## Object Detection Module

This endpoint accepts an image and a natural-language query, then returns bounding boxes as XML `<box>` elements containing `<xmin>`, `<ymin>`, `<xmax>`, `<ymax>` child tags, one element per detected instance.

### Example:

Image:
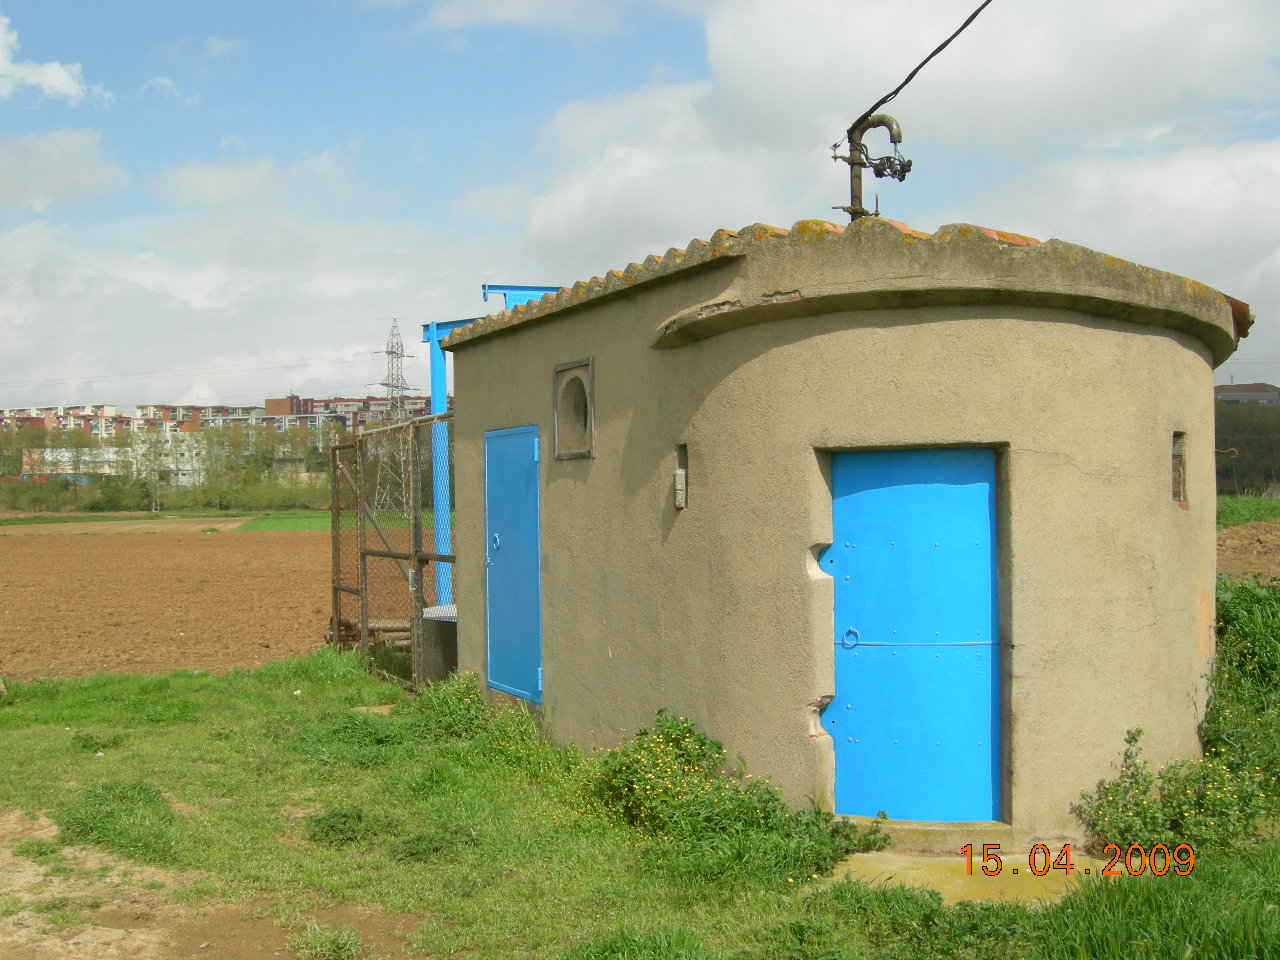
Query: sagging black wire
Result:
<box><xmin>838</xmin><ymin>0</ymin><xmax>997</xmax><ymax>148</ymax></box>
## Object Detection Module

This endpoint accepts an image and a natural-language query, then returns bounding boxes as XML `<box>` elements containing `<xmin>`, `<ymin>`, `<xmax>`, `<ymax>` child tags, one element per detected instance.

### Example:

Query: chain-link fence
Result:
<box><xmin>329</xmin><ymin>413</ymin><xmax>456</xmax><ymax>688</ymax></box>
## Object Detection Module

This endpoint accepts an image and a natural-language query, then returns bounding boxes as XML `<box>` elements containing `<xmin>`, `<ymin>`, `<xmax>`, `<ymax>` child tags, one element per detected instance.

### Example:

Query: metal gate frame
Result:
<box><xmin>329</xmin><ymin>412</ymin><xmax>456</xmax><ymax>688</ymax></box>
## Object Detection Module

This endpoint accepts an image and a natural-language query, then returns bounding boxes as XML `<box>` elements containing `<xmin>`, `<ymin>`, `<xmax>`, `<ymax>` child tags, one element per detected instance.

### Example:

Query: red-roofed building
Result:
<box><xmin>1214</xmin><ymin>382</ymin><xmax>1280</xmax><ymax>404</ymax></box>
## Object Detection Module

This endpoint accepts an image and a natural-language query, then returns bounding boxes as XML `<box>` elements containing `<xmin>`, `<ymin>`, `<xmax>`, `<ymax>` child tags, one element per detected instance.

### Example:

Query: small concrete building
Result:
<box><xmin>444</xmin><ymin>217</ymin><xmax>1250</xmax><ymax>846</ymax></box>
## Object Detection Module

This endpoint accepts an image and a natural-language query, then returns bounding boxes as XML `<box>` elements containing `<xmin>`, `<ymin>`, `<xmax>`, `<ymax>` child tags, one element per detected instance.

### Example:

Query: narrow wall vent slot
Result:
<box><xmin>1171</xmin><ymin>431</ymin><xmax>1187</xmax><ymax>503</ymax></box>
<box><xmin>674</xmin><ymin>443</ymin><xmax>689</xmax><ymax>509</ymax></box>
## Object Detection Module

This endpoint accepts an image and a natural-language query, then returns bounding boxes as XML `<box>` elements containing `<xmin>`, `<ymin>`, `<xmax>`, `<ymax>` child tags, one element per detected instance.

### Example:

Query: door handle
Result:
<box><xmin>491</xmin><ymin>533</ymin><xmax>501</xmax><ymax>550</ymax></box>
<box><xmin>840</xmin><ymin>627</ymin><xmax>860</xmax><ymax>649</ymax></box>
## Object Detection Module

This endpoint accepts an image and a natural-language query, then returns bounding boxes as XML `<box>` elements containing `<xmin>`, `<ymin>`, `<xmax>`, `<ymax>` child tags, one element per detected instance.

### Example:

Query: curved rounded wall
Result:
<box><xmin>451</xmin><ymin>276</ymin><xmax>1216</xmax><ymax>845</ymax></box>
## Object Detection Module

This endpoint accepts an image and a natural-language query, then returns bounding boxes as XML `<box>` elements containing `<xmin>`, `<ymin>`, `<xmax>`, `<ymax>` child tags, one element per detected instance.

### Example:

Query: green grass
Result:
<box><xmin>0</xmin><ymin>508</ymin><xmax>333</xmax><ymax>531</ymax></box>
<box><xmin>0</xmin><ymin>507</ymin><xmax>426</xmax><ymax>533</ymax></box>
<box><xmin>1217</xmin><ymin>494</ymin><xmax>1280</xmax><ymax>529</ymax></box>
<box><xmin>2</xmin><ymin>606</ymin><xmax>1280</xmax><ymax>960</ymax></box>
<box><xmin>236</xmin><ymin>510</ymin><xmax>331</xmax><ymax>532</ymax></box>
<box><xmin>287</xmin><ymin>923</ymin><xmax>366</xmax><ymax>960</ymax></box>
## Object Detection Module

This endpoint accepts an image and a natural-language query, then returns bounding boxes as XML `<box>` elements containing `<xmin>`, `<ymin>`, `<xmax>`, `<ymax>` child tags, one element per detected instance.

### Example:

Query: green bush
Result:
<box><xmin>1077</xmin><ymin>575</ymin><xmax>1280</xmax><ymax>852</ymax></box>
<box><xmin>304</xmin><ymin>806</ymin><xmax>399</xmax><ymax>846</ymax></box>
<box><xmin>1075</xmin><ymin>729</ymin><xmax>1269</xmax><ymax>851</ymax></box>
<box><xmin>293</xmin><ymin>711</ymin><xmax>412</xmax><ymax>768</ymax></box>
<box><xmin>84</xmin><ymin>478</ymin><xmax>148</xmax><ymax>512</ymax></box>
<box><xmin>1201</xmin><ymin>575</ymin><xmax>1280</xmax><ymax>821</ymax></box>
<box><xmin>70</xmin><ymin>731</ymin><xmax>125</xmax><ymax>752</ymax></box>
<box><xmin>560</xmin><ymin>928</ymin><xmax>710</xmax><ymax>960</ymax></box>
<box><xmin>11</xmin><ymin>838</ymin><xmax>62</xmax><ymax>861</ymax></box>
<box><xmin>1217</xmin><ymin>495</ymin><xmax>1280</xmax><ymax>529</ymax></box>
<box><xmin>286</xmin><ymin>923</ymin><xmax>365</xmax><ymax>960</ymax></box>
<box><xmin>585</xmin><ymin>710</ymin><xmax>887</xmax><ymax>884</ymax></box>
<box><xmin>740</xmin><ymin>879</ymin><xmax>1035</xmax><ymax>960</ymax></box>
<box><xmin>1213</xmin><ymin>575</ymin><xmax>1280</xmax><ymax>699</ymax></box>
<box><xmin>394</xmin><ymin>672</ymin><xmax>491</xmax><ymax>742</ymax></box>
<box><xmin>388</xmin><ymin>823</ymin><xmax>479</xmax><ymax>862</ymax></box>
<box><xmin>55</xmin><ymin>780</ymin><xmax>183</xmax><ymax>864</ymax></box>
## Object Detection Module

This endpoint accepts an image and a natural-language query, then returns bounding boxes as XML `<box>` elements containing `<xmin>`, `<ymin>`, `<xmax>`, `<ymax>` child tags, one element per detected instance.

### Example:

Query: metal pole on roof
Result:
<box><xmin>829</xmin><ymin>0</ymin><xmax>993</xmax><ymax>221</ymax></box>
<box><xmin>832</xmin><ymin>114</ymin><xmax>909</xmax><ymax>222</ymax></box>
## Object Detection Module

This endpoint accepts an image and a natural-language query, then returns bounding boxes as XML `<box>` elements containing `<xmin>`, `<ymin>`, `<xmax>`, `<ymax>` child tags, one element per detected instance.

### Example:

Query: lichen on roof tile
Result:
<box><xmin>740</xmin><ymin>223</ymin><xmax>788</xmax><ymax>242</ymax></box>
<box><xmin>975</xmin><ymin>226</ymin><xmax>1039</xmax><ymax>247</ymax></box>
<box><xmin>791</xmin><ymin>219</ymin><xmax>846</xmax><ymax>239</ymax></box>
<box><xmin>881</xmin><ymin>218</ymin><xmax>931</xmax><ymax>240</ymax></box>
<box><xmin>439</xmin><ymin>215</ymin><xmax>1244</xmax><ymax>360</ymax></box>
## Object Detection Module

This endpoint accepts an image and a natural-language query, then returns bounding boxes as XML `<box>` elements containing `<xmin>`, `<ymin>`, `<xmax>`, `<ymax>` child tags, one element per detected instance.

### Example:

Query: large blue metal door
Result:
<box><xmin>484</xmin><ymin>426</ymin><xmax>542</xmax><ymax>703</ymax></box>
<box><xmin>820</xmin><ymin>448</ymin><xmax>999</xmax><ymax>821</ymax></box>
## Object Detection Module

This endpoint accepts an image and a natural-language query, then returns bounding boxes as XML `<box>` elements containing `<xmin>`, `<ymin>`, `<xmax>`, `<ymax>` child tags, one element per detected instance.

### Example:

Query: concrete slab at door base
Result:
<box><xmin>825</xmin><ymin>848</ymin><xmax>1107</xmax><ymax>905</ymax></box>
<box><xmin>843</xmin><ymin>815</ymin><xmax>1013</xmax><ymax>854</ymax></box>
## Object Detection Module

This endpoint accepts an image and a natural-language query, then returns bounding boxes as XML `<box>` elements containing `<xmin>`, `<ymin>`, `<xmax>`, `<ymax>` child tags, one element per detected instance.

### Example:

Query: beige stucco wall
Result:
<box><xmin>447</xmin><ymin>219</ymin><xmax>1236</xmax><ymax>845</ymax></box>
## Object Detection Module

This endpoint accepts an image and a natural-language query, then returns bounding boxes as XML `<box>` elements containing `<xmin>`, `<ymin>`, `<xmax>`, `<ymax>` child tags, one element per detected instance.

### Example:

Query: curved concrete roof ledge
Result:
<box><xmin>443</xmin><ymin>217</ymin><xmax>1249</xmax><ymax>366</ymax></box>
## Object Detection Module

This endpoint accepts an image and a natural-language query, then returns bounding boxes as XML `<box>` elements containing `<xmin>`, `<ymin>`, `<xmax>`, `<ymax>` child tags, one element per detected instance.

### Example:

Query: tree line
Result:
<box><xmin>6</xmin><ymin>403</ymin><xmax>1266</xmax><ymax>512</ymax></box>
<box><xmin>0</xmin><ymin>423</ymin><xmax>344</xmax><ymax>513</ymax></box>
<box><xmin>1216</xmin><ymin>401</ymin><xmax>1280</xmax><ymax>495</ymax></box>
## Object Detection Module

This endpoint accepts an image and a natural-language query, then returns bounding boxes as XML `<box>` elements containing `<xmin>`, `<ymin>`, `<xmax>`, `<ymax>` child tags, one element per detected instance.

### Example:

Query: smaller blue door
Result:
<box><xmin>484</xmin><ymin>426</ymin><xmax>542</xmax><ymax>702</ymax></box>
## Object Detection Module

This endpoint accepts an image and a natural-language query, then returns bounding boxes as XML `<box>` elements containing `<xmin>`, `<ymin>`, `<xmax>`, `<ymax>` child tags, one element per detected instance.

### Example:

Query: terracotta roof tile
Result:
<box><xmin>441</xmin><ymin>216</ymin><xmax>1253</xmax><ymax>354</ymax></box>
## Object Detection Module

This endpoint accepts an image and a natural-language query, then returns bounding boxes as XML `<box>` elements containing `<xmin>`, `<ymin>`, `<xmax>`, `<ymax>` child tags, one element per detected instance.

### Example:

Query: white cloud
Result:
<box><xmin>141</xmin><ymin>76</ymin><xmax>201</xmax><ymax>106</ymax></box>
<box><xmin>0</xmin><ymin>151</ymin><xmax>510</xmax><ymax>408</ymax></box>
<box><xmin>5</xmin><ymin>1</ymin><xmax>1278</xmax><ymax>408</ymax></box>
<box><xmin>518</xmin><ymin>81</ymin><xmax>795</xmax><ymax>274</ymax></box>
<box><xmin>478</xmin><ymin>0</ymin><xmax>1280</xmax><ymax>286</ymax></box>
<box><xmin>203</xmin><ymin>35</ymin><xmax>239</xmax><ymax>58</ymax></box>
<box><xmin>150</xmin><ymin>151</ymin><xmax>361</xmax><ymax>211</ymax></box>
<box><xmin>696</xmin><ymin>0</ymin><xmax>1280</xmax><ymax>153</ymax></box>
<box><xmin>932</xmin><ymin>139</ymin><xmax>1280</xmax><ymax>286</ymax></box>
<box><xmin>414</xmin><ymin>0</ymin><xmax>710</xmax><ymax>30</ymax></box>
<box><xmin>922</xmin><ymin>138</ymin><xmax>1280</xmax><ymax>379</ymax></box>
<box><xmin>422</xmin><ymin>0</ymin><xmax>624</xmax><ymax>32</ymax></box>
<box><xmin>0</xmin><ymin>14</ymin><xmax>110</xmax><ymax>106</ymax></box>
<box><xmin>0</xmin><ymin>129</ymin><xmax>128</xmax><ymax>213</ymax></box>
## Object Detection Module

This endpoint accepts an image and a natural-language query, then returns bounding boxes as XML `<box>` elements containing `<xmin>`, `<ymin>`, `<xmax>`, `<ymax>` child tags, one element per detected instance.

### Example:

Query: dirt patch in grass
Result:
<box><xmin>0</xmin><ymin>531</ymin><xmax>331</xmax><ymax>681</ymax></box>
<box><xmin>1218</xmin><ymin>519</ymin><xmax>1280</xmax><ymax>579</ymax></box>
<box><xmin>0</xmin><ymin>811</ymin><xmax>413</xmax><ymax>960</ymax></box>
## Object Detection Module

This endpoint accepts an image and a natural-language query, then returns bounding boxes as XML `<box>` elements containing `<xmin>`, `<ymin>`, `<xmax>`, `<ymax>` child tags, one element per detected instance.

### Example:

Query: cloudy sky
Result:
<box><xmin>0</xmin><ymin>0</ymin><xmax>1277</xmax><ymax>411</ymax></box>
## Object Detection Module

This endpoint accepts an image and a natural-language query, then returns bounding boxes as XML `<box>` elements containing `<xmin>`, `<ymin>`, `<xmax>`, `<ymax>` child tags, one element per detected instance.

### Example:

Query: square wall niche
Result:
<box><xmin>553</xmin><ymin>358</ymin><xmax>594</xmax><ymax>459</ymax></box>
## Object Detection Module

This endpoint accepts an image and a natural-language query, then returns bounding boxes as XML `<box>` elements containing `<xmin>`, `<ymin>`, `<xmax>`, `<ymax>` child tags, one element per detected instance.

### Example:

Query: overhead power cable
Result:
<box><xmin>833</xmin><ymin>0</ymin><xmax>996</xmax><ymax>220</ymax></box>
<box><xmin>847</xmin><ymin>0</ymin><xmax>996</xmax><ymax>137</ymax></box>
<box><xmin>0</xmin><ymin>315</ymin><xmax>460</xmax><ymax>343</ymax></box>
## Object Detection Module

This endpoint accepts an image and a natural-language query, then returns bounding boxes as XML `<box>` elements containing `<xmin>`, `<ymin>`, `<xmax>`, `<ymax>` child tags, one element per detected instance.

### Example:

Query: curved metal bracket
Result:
<box><xmin>832</xmin><ymin>113</ymin><xmax>910</xmax><ymax>221</ymax></box>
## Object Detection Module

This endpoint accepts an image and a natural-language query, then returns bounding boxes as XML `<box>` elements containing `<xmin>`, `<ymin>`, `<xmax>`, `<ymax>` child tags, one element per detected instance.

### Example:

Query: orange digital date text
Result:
<box><xmin>959</xmin><ymin>842</ymin><xmax>1195</xmax><ymax>877</ymax></box>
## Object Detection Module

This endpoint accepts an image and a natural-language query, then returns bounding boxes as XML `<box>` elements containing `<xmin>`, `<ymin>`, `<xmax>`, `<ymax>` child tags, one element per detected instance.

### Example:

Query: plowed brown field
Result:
<box><xmin>3</xmin><ymin>517</ymin><xmax>1279</xmax><ymax>684</ymax></box>
<box><xmin>0</xmin><ymin>526</ymin><xmax>330</xmax><ymax>681</ymax></box>
<box><xmin>1218</xmin><ymin>518</ymin><xmax>1280</xmax><ymax>580</ymax></box>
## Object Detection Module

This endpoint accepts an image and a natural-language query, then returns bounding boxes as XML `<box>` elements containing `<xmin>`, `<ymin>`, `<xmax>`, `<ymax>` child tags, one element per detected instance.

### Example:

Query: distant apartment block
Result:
<box><xmin>2</xmin><ymin>393</ymin><xmax>447</xmax><ymax>439</ymax></box>
<box><xmin>1214</xmin><ymin>383</ymin><xmax>1280</xmax><ymax>405</ymax></box>
<box><xmin>0</xmin><ymin>404</ymin><xmax>133</xmax><ymax>440</ymax></box>
<box><xmin>264</xmin><ymin>394</ymin><xmax>436</xmax><ymax>431</ymax></box>
<box><xmin>19</xmin><ymin>435</ymin><xmax>204</xmax><ymax>486</ymax></box>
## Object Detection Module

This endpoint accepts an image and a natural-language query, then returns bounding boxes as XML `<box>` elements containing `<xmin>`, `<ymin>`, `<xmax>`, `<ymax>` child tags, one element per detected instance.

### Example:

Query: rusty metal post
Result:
<box><xmin>356</xmin><ymin>434</ymin><xmax>370</xmax><ymax>658</ymax></box>
<box><xmin>408</xmin><ymin>422</ymin><xmax>427</xmax><ymax>688</ymax></box>
<box><xmin>834</xmin><ymin>113</ymin><xmax>905</xmax><ymax>222</ymax></box>
<box><xmin>329</xmin><ymin>443</ymin><xmax>340</xmax><ymax>647</ymax></box>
